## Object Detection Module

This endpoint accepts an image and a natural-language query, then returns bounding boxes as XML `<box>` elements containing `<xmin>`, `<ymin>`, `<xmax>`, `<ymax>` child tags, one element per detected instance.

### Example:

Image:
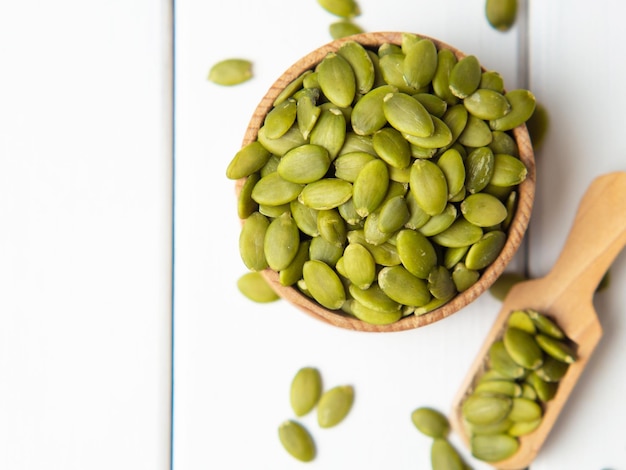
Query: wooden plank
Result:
<box><xmin>527</xmin><ymin>0</ymin><xmax>626</xmax><ymax>468</ymax></box>
<box><xmin>172</xmin><ymin>0</ymin><xmax>523</xmax><ymax>468</ymax></box>
<box><xmin>0</xmin><ymin>2</ymin><xmax>173</xmax><ymax>468</ymax></box>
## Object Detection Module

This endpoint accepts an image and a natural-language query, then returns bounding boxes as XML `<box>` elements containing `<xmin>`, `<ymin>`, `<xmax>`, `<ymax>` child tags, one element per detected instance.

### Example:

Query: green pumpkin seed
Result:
<box><xmin>507</xmin><ymin>309</ymin><xmax>536</xmax><ymax>334</ymax></box>
<box><xmin>350</xmin><ymin>299</ymin><xmax>403</xmax><ymax>324</ymax></box>
<box><xmin>458</xmin><ymin>114</ymin><xmax>493</xmax><ymax>147</ymax></box>
<box><xmin>317</xmin><ymin>385</ymin><xmax>354</xmax><ymax>428</ymax></box>
<box><xmin>296</xmin><ymin>91</ymin><xmax>321</xmax><ymax>140</ymax></box>
<box><xmin>302</xmin><ymin>260</ymin><xmax>346</xmax><ymax>309</ymax></box>
<box><xmin>350</xmin><ymin>85</ymin><xmax>397</xmax><ymax>136</ymax></box>
<box><xmin>490</xmin><ymin>153</ymin><xmax>528</xmax><ymax>187</ymax></box>
<box><xmin>279</xmin><ymin>240</ymin><xmax>311</xmax><ymax>286</ymax></box>
<box><xmin>489</xmin><ymin>340</ymin><xmax>525</xmax><ymax>379</ymax></box>
<box><xmin>528</xmin><ymin>309</ymin><xmax>566</xmax><ymax>339</ymax></box>
<box><xmin>337</xmin><ymin>198</ymin><xmax>362</xmax><ymax>226</ymax></box>
<box><xmin>378</xmin><ymin>53</ymin><xmax>418</xmax><ymax>94</ymax></box>
<box><xmin>290</xmin><ymin>367</ymin><xmax>322</xmax><ymax>417</ymax></box>
<box><xmin>490</xmin><ymin>89</ymin><xmax>536</xmax><ymax>131</ymax></box>
<box><xmin>264</xmin><ymin>98</ymin><xmax>297</xmax><ymax>139</ymax></box>
<box><xmin>526</xmin><ymin>371</ymin><xmax>558</xmax><ymax>402</ymax></box>
<box><xmin>520</xmin><ymin>383</ymin><xmax>538</xmax><ymax>401</ymax></box>
<box><xmin>334</xmin><ymin>151</ymin><xmax>375</xmax><ymax>182</ymax></box>
<box><xmin>444</xmin><ymin>245</ymin><xmax>470</xmax><ymax>269</ymax></box>
<box><xmin>337</xmin><ymin>41</ymin><xmax>375</xmax><ymax>95</ymax></box>
<box><xmin>274</xmin><ymin>70</ymin><xmax>310</xmax><ymax>106</ymax></box>
<box><xmin>378</xmin><ymin>265</ymin><xmax>431</xmax><ymax>307</ymax></box>
<box><xmin>461</xmin><ymin>192</ymin><xmax>508</xmax><ymax>227</ymax></box>
<box><xmin>536</xmin><ymin>355</ymin><xmax>569</xmax><ymax>382</ymax></box>
<box><xmin>383</xmin><ymin>92</ymin><xmax>434</xmax><ymax>138</ymax></box>
<box><xmin>310</xmin><ymin>107</ymin><xmax>347</xmax><ymax>160</ymax></box>
<box><xmin>208</xmin><ymin>58</ymin><xmax>252</xmax><ymax>86</ymax></box>
<box><xmin>317</xmin><ymin>209</ymin><xmax>347</xmax><ymax>246</ymax></box>
<box><xmin>290</xmin><ymin>199</ymin><xmax>319</xmax><ymax>237</ymax></box>
<box><xmin>239</xmin><ymin>212</ymin><xmax>270</xmax><ymax>271</ymax></box>
<box><xmin>348</xmin><ymin>283</ymin><xmax>401</xmax><ymax>313</ymax></box>
<box><xmin>264</xmin><ymin>212</ymin><xmax>300</xmax><ymax>271</ymax></box>
<box><xmin>376</xmin><ymin>195</ymin><xmax>410</xmax><ymax>234</ymax></box>
<box><xmin>413</xmin><ymin>291</ymin><xmax>455</xmax><ymax>315</ymax></box>
<box><xmin>465</xmin><ymin>418</ymin><xmax>513</xmax><ymax>436</ymax></box>
<box><xmin>410</xmin><ymin>159</ymin><xmax>448</xmax><ymax>216</ymax></box>
<box><xmin>431</xmin><ymin>216</ymin><xmax>483</xmax><ymax>249</ymax></box>
<box><xmin>257</xmin><ymin>124</ymin><xmax>307</xmax><ymax>156</ymax></box>
<box><xmin>402</xmin><ymin>115</ymin><xmax>453</xmax><ymax>148</ymax></box>
<box><xmin>342</xmin><ymin>242</ymin><xmax>376</xmax><ymax>289</ymax></box>
<box><xmin>503</xmin><ymin>327</ymin><xmax>544</xmax><ymax>370</ymax></box>
<box><xmin>260</xmin><ymin>154</ymin><xmax>280</xmax><ymax>177</ymax></box>
<box><xmin>237</xmin><ymin>172</ymin><xmax>260</xmax><ymax>219</ymax></box>
<box><xmin>317</xmin><ymin>52</ymin><xmax>356</xmax><ymax>108</ymax></box>
<box><xmin>309</xmin><ymin>236</ymin><xmax>344</xmax><ymax>266</ymax></box>
<box><xmin>278</xmin><ymin>420</ymin><xmax>316</xmax><ymax>462</ymax></box>
<box><xmin>508</xmin><ymin>418</ymin><xmax>542</xmax><ymax>437</ymax></box>
<box><xmin>509</xmin><ymin>397</ymin><xmax>542</xmax><ymax>422</ymax></box>
<box><xmin>413</xmin><ymin>92</ymin><xmax>448</xmax><ymax>118</ymax></box>
<box><xmin>486</xmin><ymin>0</ymin><xmax>518</xmax><ymax>31</ymax></box>
<box><xmin>431</xmin><ymin>438</ymin><xmax>464</xmax><ymax>470</ymax></box>
<box><xmin>226</xmin><ymin>141</ymin><xmax>272</xmax><ymax>180</ymax></box>
<box><xmin>237</xmin><ymin>271</ymin><xmax>280</xmax><ymax>303</ymax></box>
<box><xmin>462</xmin><ymin>394</ymin><xmax>512</xmax><ymax>425</ymax></box>
<box><xmin>428</xmin><ymin>265</ymin><xmax>457</xmax><ymax>300</ymax></box>
<box><xmin>329</xmin><ymin>20</ymin><xmax>364</xmax><ymax>39</ymax></box>
<box><xmin>299</xmin><ymin>178</ymin><xmax>352</xmax><ymax>210</ymax></box>
<box><xmin>535</xmin><ymin>334</ymin><xmax>576</xmax><ymax>364</ymax></box>
<box><xmin>465</xmin><ymin>146</ymin><xmax>495</xmax><ymax>193</ymax></box>
<box><xmin>489</xmin><ymin>130</ymin><xmax>519</xmax><ymax>156</ymax></box>
<box><xmin>396</xmin><ymin>229</ymin><xmax>438</xmax><ymax>279</ymax></box>
<box><xmin>259</xmin><ymin>202</ymin><xmax>290</xmax><ymax>218</ymax></box>
<box><xmin>404</xmin><ymin>191</ymin><xmax>431</xmax><ymax>230</ymax></box>
<box><xmin>474</xmin><ymin>379</ymin><xmax>522</xmax><ymax>397</ymax></box>
<box><xmin>465</xmin><ymin>230</ymin><xmax>506</xmax><ymax>270</ymax></box>
<box><xmin>411</xmin><ymin>407</ymin><xmax>450</xmax><ymax>438</ymax></box>
<box><xmin>451</xmin><ymin>262</ymin><xmax>480</xmax><ymax>292</ymax></box>
<box><xmin>526</xmin><ymin>102</ymin><xmax>549</xmax><ymax>151</ymax></box>
<box><xmin>480</xmin><ymin>71</ymin><xmax>505</xmax><ymax>92</ymax></box>
<box><xmin>437</xmin><ymin>148</ymin><xmax>466</xmax><ymax>198</ymax></box>
<box><xmin>464</xmin><ymin>88</ymin><xmax>511</xmax><ymax>121</ymax></box>
<box><xmin>339</xmin><ymin>132</ymin><xmax>376</xmax><ymax>156</ymax></box>
<box><xmin>432</xmin><ymin>48</ymin><xmax>459</xmax><ymax>105</ymax></box>
<box><xmin>352</xmin><ymin>158</ymin><xmax>389</xmax><ymax>217</ymax></box>
<box><xmin>372</xmin><ymin>127</ymin><xmax>411</xmax><ymax>168</ymax></box>
<box><xmin>251</xmin><ymin>172</ymin><xmax>304</xmax><ymax>206</ymax></box>
<box><xmin>403</xmin><ymin>38</ymin><xmax>438</xmax><ymax>90</ymax></box>
<box><xmin>418</xmin><ymin>203</ymin><xmax>457</xmax><ymax>237</ymax></box>
<box><xmin>449</xmin><ymin>55</ymin><xmax>481</xmax><ymax>99</ymax></box>
<box><xmin>470</xmin><ymin>433</ymin><xmax>519</xmax><ymax>462</ymax></box>
<box><xmin>278</xmin><ymin>144</ymin><xmax>331</xmax><ymax>184</ymax></box>
<box><xmin>317</xmin><ymin>0</ymin><xmax>360</xmax><ymax>18</ymax></box>
<box><xmin>347</xmin><ymin>230</ymin><xmax>401</xmax><ymax>266</ymax></box>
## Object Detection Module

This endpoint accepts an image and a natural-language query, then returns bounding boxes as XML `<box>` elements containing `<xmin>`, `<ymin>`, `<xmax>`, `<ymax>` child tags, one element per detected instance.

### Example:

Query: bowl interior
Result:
<box><xmin>236</xmin><ymin>31</ymin><xmax>536</xmax><ymax>332</ymax></box>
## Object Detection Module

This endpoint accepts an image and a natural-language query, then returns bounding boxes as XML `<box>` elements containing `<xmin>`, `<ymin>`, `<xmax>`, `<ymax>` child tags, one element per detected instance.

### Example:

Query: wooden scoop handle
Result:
<box><xmin>543</xmin><ymin>171</ymin><xmax>626</xmax><ymax>302</ymax></box>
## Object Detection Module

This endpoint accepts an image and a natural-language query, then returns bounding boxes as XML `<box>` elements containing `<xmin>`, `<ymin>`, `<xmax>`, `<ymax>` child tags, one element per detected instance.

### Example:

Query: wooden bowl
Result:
<box><xmin>235</xmin><ymin>31</ymin><xmax>535</xmax><ymax>332</ymax></box>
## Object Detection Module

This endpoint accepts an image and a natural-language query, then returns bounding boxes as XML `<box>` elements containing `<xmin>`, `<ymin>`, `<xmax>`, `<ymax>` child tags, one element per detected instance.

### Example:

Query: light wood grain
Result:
<box><xmin>236</xmin><ymin>31</ymin><xmax>536</xmax><ymax>332</ymax></box>
<box><xmin>449</xmin><ymin>171</ymin><xmax>626</xmax><ymax>469</ymax></box>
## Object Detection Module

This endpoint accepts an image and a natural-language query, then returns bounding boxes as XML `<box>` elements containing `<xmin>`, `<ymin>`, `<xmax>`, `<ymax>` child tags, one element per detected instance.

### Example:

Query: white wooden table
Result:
<box><xmin>2</xmin><ymin>1</ymin><xmax>625</xmax><ymax>469</ymax></box>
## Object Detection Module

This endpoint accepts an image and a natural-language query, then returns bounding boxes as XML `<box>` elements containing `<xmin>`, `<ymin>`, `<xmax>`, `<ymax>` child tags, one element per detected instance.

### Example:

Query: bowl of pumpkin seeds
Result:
<box><xmin>228</xmin><ymin>31</ymin><xmax>536</xmax><ymax>332</ymax></box>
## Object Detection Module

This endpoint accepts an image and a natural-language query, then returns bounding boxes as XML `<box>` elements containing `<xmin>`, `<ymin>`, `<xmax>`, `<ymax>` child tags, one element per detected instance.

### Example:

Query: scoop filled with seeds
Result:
<box><xmin>227</xmin><ymin>31</ymin><xmax>536</xmax><ymax>332</ymax></box>
<box><xmin>450</xmin><ymin>172</ymin><xmax>626</xmax><ymax>467</ymax></box>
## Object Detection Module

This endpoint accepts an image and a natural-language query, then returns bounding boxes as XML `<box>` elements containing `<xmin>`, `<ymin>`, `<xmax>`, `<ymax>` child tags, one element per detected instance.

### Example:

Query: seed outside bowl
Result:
<box><xmin>235</xmin><ymin>31</ymin><xmax>535</xmax><ymax>332</ymax></box>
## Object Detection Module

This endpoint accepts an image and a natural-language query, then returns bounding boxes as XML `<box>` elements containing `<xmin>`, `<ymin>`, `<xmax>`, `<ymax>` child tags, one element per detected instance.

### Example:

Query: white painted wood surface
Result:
<box><xmin>173</xmin><ymin>0</ymin><xmax>626</xmax><ymax>469</ymax></box>
<box><xmin>0</xmin><ymin>1</ymin><xmax>173</xmax><ymax>469</ymax></box>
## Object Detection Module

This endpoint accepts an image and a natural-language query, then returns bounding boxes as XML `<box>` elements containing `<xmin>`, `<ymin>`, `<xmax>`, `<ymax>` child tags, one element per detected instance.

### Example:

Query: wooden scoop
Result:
<box><xmin>449</xmin><ymin>171</ymin><xmax>626</xmax><ymax>469</ymax></box>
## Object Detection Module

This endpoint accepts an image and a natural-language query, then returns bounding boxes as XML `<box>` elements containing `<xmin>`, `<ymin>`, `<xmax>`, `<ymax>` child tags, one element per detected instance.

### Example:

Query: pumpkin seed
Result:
<box><xmin>535</xmin><ymin>334</ymin><xmax>576</xmax><ymax>364</ymax></box>
<box><xmin>431</xmin><ymin>218</ymin><xmax>483</xmax><ymax>248</ymax></box>
<box><xmin>342</xmin><ymin>243</ymin><xmax>376</xmax><ymax>289</ymax></box>
<box><xmin>290</xmin><ymin>367</ymin><xmax>322</xmax><ymax>417</ymax></box>
<box><xmin>350</xmin><ymin>299</ymin><xmax>403</xmax><ymax>324</ymax></box>
<box><xmin>226</xmin><ymin>141</ymin><xmax>271</xmax><ymax>180</ymax></box>
<box><xmin>378</xmin><ymin>265</ymin><xmax>431</xmax><ymax>307</ymax></box>
<box><xmin>317</xmin><ymin>209</ymin><xmax>347</xmax><ymax>246</ymax></box>
<box><xmin>208</xmin><ymin>58</ymin><xmax>252</xmax><ymax>86</ymax></box>
<box><xmin>352</xmin><ymin>158</ymin><xmax>389</xmax><ymax>217</ymax></box>
<box><xmin>486</xmin><ymin>0</ymin><xmax>518</xmax><ymax>31</ymax></box>
<box><xmin>465</xmin><ymin>230</ymin><xmax>506</xmax><ymax>270</ymax></box>
<box><xmin>508</xmin><ymin>397</ymin><xmax>542</xmax><ymax>422</ymax></box>
<box><xmin>508</xmin><ymin>418</ymin><xmax>541</xmax><ymax>437</ymax></box>
<box><xmin>411</xmin><ymin>407</ymin><xmax>450</xmax><ymax>438</ymax></box>
<box><xmin>461</xmin><ymin>192</ymin><xmax>508</xmax><ymax>227</ymax></box>
<box><xmin>410</xmin><ymin>159</ymin><xmax>448</xmax><ymax>216</ymax></box>
<box><xmin>489</xmin><ymin>340</ymin><xmax>525</xmax><ymax>379</ymax></box>
<box><xmin>264</xmin><ymin>98</ymin><xmax>297</xmax><ymax>139</ymax></box>
<box><xmin>372</xmin><ymin>127</ymin><xmax>411</xmax><ymax>169</ymax></box>
<box><xmin>302</xmin><ymin>260</ymin><xmax>346</xmax><ymax>309</ymax></box>
<box><xmin>279</xmin><ymin>240</ymin><xmax>311</xmax><ymax>286</ymax></box>
<box><xmin>317</xmin><ymin>385</ymin><xmax>354</xmax><ymax>428</ymax></box>
<box><xmin>489</xmin><ymin>272</ymin><xmax>527</xmax><ymax>301</ymax></box>
<box><xmin>278</xmin><ymin>420</ymin><xmax>316</xmax><ymax>462</ymax></box>
<box><xmin>490</xmin><ymin>153</ymin><xmax>528</xmax><ymax>187</ymax></box>
<box><xmin>432</xmin><ymin>48</ymin><xmax>459</xmax><ymax>105</ymax></box>
<box><xmin>278</xmin><ymin>144</ymin><xmax>331</xmax><ymax>184</ymax></box>
<box><xmin>337</xmin><ymin>41</ymin><xmax>375</xmax><ymax>95</ymax></box>
<box><xmin>239</xmin><ymin>212</ymin><xmax>270</xmax><ymax>271</ymax></box>
<box><xmin>449</xmin><ymin>55</ymin><xmax>481</xmax><ymax>99</ymax></box>
<box><xmin>403</xmin><ymin>38</ymin><xmax>438</xmax><ymax>90</ymax></box>
<box><xmin>299</xmin><ymin>178</ymin><xmax>353</xmax><ymax>210</ymax></box>
<box><xmin>464</xmin><ymin>88</ymin><xmax>511</xmax><ymax>121</ymax></box>
<box><xmin>329</xmin><ymin>20</ymin><xmax>364</xmax><ymax>39</ymax></box>
<box><xmin>451</xmin><ymin>262</ymin><xmax>480</xmax><ymax>292</ymax></box>
<box><xmin>351</xmin><ymin>84</ymin><xmax>397</xmax><ymax>135</ymax></box>
<box><xmin>237</xmin><ymin>172</ymin><xmax>260</xmax><ymax>219</ymax></box>
<box><xmin>310</xmin><ymin>107</ymin><xmax>347</xmax><ymax>160</ymax></box>
<box><xmin>431</xmin><ymin>438</ymin><xmax>464</xmax><ymax>470</ymax></box>
<box><xmin>264</xmin><ymin>212</ymin><xmax>300</xmax><ymax>271</ymax></box>
<box><xmin>309</xmin><ymin>236</ymin><xmax>344</xmax><ymax>266</ymax></box>
<box><xmin>377</xmin><ymin>195</ymin><xmax>410</xmax><ymax>233</ymax></box>
<box><xmin>237</xmin><ymin>272</ymin><xmax>279</xmax><ymax>303</ymax></box>
<box><xmin>317</xmin><ymin>0</ymin><xmax>360</xmax><ymax>18</ymax></box>
<box><xmin>428</xmin><ymin>265</ymin><xmax>457</xmax><ymax>300</ymax></box>
<box><xmin>458</xmin><ymin>114</ymin><xmax>493</xmax><ymax>147</ymax></box>
<box><xmin>507</xmin><ymin>309</ymin><xmax>536</xmax><ymax>334</ymax></box>
<box><xmin>383</xmin><ymin>92</ymin><xmax>434</xmax><ymax>138</ymax></box>
<box><xmin>471</xmin><ymin>433</ymin><xmax>519</xmax><ymax>462</ymax></box>
<box><xmin>480</xmin><ymin>71</ymin><xmax>505</xmax><ymax>92</ymax></box>
<box><xmin>396</xmin><ymin>229</ymin><xmax>438</xmax><ymax>279</ymax></box>
<box><xmin>462</xmin><ymin>394</ymin><xmax>512</xmax><ymax>425</ymax></box>
<box><xmin>317</xmin><ymin>52</ymin><xmax>356</xmax><ymax>108</ymax></box>
<box><xmin>490</xmin><ymin>89</ymin><xmax>536</xmax><ymax>131</ymax></box>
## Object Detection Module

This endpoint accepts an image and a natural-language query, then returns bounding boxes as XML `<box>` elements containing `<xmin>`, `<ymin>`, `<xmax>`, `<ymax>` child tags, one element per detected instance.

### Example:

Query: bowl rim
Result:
<box><xmin>235</xmin><ymin>31</ymin><xmax>536</xmax><ymax>333</ymax></box>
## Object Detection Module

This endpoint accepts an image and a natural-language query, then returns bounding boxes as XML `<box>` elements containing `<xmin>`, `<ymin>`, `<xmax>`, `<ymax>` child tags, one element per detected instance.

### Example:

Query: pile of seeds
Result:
<box><xmin>460</xmin><ymin>308</ymin><xmax>577</xmax><ymax>463</ymax></box>
<box><xmin>278</xmin><ymin>367</ymin><xmax>354</xmax><ymax>462</ymax></box>
<box><xmin>228</xmin><ymin>33</ymin><xmax>534</xmax><ymax>326</ymax></box>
